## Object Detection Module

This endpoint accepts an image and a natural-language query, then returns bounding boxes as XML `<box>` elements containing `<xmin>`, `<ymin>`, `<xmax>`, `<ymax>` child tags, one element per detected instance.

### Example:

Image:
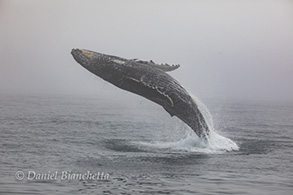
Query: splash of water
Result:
<box><xmin>137</xmin><ymin>95</ymin><xmax>239</xmax><ymax>154</ymax></box>
<box><xmin>192</xmin><ymin>95</ymin><xmax>239</xmax><ymax>152</ymax></box>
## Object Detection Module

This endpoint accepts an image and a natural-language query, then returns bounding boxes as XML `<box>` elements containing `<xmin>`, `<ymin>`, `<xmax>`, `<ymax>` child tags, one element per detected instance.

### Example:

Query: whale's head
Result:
<box><xmin>71</xmin><ymin>48</ymin><xmax>129</xmax><ymax>83</ymax></box>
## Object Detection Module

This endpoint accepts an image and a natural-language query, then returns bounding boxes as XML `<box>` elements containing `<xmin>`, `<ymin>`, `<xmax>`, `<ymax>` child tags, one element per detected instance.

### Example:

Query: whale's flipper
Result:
<box><xmin>120</xmin><ymin>76</ymin><xmax>176</xmax><ymax>117</ymax></box>
<box><xmin>120</xmin><ymin>77</ymin><xmax>175</xmax><ymax>109</ymax></box>
<box><xmin>131</xmin><ymin>59</ymin><xmax>180</xmax><ymax>72</ymax></box>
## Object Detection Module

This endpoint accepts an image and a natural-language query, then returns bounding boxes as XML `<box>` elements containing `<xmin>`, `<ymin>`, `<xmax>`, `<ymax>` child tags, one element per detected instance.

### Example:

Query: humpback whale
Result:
<box><xmin>71</xmin><ymin>49</ymin><xmax>209</xmax><ymax>139</ymax></box>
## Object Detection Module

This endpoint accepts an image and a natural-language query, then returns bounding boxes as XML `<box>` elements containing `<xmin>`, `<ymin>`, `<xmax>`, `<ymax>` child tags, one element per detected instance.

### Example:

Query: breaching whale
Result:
<box><xmin>71</xmin><ymin>49</ymin><xmax>209</xmax><ymax>139</ymax></box>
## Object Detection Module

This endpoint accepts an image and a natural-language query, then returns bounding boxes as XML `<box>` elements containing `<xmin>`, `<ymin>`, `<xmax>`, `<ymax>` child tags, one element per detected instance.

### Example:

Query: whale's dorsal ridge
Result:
<box><xmin>131</xmin><ymin>59</ymin><xmax>180</xmax><ymax>72</ymax></box>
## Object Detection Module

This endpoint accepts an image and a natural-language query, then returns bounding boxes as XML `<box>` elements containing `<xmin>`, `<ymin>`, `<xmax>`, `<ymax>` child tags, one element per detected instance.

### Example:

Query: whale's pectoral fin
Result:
<box><xmin>121</xmin><ymin>77</ymin><xmax>175</xmax><ymax>108</ymax></box>
<box><xmin>131</xmin><ymin>59</ymin><xmax>180</xmax><ymax>72</ymax></box>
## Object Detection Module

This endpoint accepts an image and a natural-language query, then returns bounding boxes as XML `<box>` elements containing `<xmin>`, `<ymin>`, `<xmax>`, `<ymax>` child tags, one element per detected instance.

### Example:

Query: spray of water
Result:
<box><xmin>137</xmin><ymin>95</ymin><xmax>239</xmax><ymax>154</ymax></box>
<box><xmin>192</xmin><ymin>95</ymin><xmax>239</xmax><ymax>152</ymax></box>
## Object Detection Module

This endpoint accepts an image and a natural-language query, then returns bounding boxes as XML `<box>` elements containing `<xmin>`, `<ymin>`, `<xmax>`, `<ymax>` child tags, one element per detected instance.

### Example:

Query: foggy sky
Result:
<box><xmin>1</xmin><ymin>0</ymin><xmax>293</xmax><ymax>102</ymax></box>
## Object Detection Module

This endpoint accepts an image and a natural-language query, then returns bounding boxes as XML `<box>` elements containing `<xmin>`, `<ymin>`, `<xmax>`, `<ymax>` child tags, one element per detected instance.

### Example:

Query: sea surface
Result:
<box><xmin>0</xmin><ymin>94</ymin><xmax>292</xmax><ymax>194</ymax></box>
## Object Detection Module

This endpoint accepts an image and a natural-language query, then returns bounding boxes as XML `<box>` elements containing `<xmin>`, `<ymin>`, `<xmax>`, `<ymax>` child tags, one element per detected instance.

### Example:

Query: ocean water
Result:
<box><xmin>0</xmin><ymin>94</ymin><xmax>292</xmax><ymax>194</ymax></box>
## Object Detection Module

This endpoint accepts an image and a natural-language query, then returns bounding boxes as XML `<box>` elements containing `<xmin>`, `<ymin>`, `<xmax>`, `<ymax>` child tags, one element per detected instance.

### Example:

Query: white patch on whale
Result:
<box><xmin>112</xmin><ymin>59</ymin><xmax>125</xmax><ymax>64</ymax></box>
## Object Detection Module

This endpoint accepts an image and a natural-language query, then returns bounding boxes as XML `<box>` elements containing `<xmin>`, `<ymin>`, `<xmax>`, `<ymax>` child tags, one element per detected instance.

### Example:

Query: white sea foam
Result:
<box><xmin>138</xmin><ymin>131</ymin><xmax>239</xmax><ymax>154</ymax></box>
